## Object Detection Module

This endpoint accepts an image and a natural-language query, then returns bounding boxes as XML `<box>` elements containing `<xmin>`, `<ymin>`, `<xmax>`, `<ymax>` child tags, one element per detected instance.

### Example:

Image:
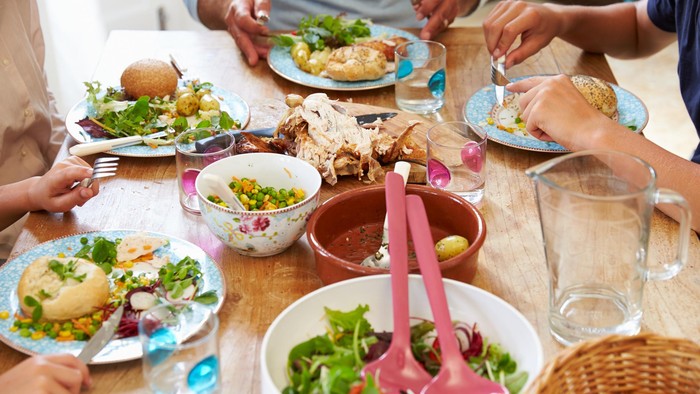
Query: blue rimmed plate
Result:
<box><xmin>0</xmin><ymin>230</ymin><xmax>225</xmax><ymax>364</ymax></box>
<box><xmin>464</xmin><ymin>75</ymin><xmax>648</xmax><ymax>153</ymax></box>
<box><xmin>65</xmin><ymin>86</ymin><xmax>250</xmax><ymax>157</ymax></box>
<box><xmin>267</xmin><ymin>25</ymin><xmax>418</xmax><ymax>91</ymax></box>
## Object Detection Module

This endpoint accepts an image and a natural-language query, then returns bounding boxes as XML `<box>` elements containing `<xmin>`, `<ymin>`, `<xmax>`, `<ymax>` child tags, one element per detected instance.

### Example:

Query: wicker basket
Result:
<box><xmin>526</xmin><ymin>332</ymin><xmax>700</xmax><ymax>394</ymax></box>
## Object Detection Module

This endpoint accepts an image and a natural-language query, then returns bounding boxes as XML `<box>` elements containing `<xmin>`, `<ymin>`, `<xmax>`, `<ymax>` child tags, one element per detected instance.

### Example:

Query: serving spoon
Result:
<box><xmin>200</xmin><ymin>173</ymin><xmax>247</xmax><ymax>211</ymax></box>
<box><xmin>361</xmin><ymin>161</ymin><xmax>411</xmax><ymax>269</ymax></box>
<box><xmin>406</xmin><ymin>195</ymin><xmax>507</xmax><ymax>394</ymax></box>
<box><xmin>361</xmin><ymin>171</ymin><xmax>432</xmax><ymax>392</ymax></box>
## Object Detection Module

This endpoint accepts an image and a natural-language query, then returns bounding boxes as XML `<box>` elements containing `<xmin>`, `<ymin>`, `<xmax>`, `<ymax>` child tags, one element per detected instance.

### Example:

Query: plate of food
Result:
<box><xmin>0</xmin><ymin>230</ymin><xmax>225</xmax><ymax>364</ymax></box>
<box><xmin>268</xmin><ymin>15</ymin><xmax>418</xmax><ymax>91</ymax></box>
<box><xmin>66</xmin><ymin>58</ymin><xmax>250</xmax><ymax>157</ymax></box>
<box><xmin>464</xmin><ymin>74</ymin><xmax>648</xmax><ymax>153</ymax></box>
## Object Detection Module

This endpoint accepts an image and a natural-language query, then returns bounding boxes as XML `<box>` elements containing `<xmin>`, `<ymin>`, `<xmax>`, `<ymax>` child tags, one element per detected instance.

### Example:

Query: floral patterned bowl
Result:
<box><xmin>196</xmin><ymin>152</ymin><xmax>322</xmax><ymax>257</ymax></box>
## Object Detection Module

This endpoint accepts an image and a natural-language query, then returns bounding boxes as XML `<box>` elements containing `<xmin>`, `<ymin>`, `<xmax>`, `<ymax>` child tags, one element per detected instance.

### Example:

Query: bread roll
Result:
<box><xmin>325</xmin><ymin>46</ymin><xmax>387</xmax><ymax>81</ymax></box>
<box><xmin>17</xmin><ymin>257</ymin><xmax>109</xmax><ymax>322</ymax></box>
<box><xmin>121</xmin><ymin>58</ymin><xmax>178</xmax><ymax>99</ymax></box>
<box><xmin>570</xmin><ymin>75</ymin><xmax>617</xmax><ymax>118</ymax></box>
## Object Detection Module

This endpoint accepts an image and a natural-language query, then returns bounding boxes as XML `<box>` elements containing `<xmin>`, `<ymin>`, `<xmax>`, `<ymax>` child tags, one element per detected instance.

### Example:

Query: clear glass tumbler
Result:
<box><xmin>394</xmin><ymin>40</ymin><xmax>446</xmax><ymax>114</ymax></box>
<box><xmin>139</xmin><ymin>302</ymin><xmax>220</xmax><ymax>394</ymax></box>
<box><xmin>426</xmin><ymin>121</ymin><xmax>488</xmax><ymax>206</ymax></box>
<box><xmin>175</xmin><ymin>129</ymin><xmax>235</xmax><ymax>215</ymax></box>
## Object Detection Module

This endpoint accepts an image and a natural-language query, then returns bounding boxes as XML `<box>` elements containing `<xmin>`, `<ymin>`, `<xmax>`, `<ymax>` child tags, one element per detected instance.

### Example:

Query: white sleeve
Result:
<box><xmin>182</xmin><ymin>0</ymin><xmax>201</xmax><ymax>22</ymax></box>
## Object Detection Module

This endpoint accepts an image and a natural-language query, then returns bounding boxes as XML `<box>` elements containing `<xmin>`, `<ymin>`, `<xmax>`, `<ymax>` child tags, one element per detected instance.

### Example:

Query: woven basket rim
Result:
<box><xmin>525</xmin><ymin>332</ymin><xmax>700</xmax><ymax>394</ymax></box>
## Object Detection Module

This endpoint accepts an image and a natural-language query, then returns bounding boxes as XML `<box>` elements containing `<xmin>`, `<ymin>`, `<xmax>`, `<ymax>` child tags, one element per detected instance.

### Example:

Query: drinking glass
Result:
<box><xmin>139</xmin><ymin>302</ymin><xmax>220</xmax><ymax>394</ymax></box>
<box><xmin>426</xmin><ymin>121</ymin><xmax>487</xmax><ymax>206</ymax></box>
<box><xmin>394</xmin><ymin>40</ymin><xmax>446</xmax><ymax>114</ymax></box>
<box><xmin>175</xmin><ymin>129</ymin><xmax>235</xmax><ymax>215</ymax></box>
<box><xmin>527</xmin><ymin>150</ymin><xmax>691</xmax><ymax>345</ymax></box>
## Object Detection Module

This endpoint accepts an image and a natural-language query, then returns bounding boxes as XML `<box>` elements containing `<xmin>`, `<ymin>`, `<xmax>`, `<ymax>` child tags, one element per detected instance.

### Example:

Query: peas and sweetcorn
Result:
<box><xmin>207</xmin><ymin>177</ymin><xmax>306</xmax><ymax>211</ymax></box>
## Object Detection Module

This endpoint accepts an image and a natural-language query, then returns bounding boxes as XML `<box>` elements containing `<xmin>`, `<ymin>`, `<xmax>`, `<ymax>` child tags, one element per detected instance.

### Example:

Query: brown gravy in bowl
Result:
<box><xmin>325</xmin><ymin>222</ymin><xmax>450</xmax><ymax>264</ymax></box>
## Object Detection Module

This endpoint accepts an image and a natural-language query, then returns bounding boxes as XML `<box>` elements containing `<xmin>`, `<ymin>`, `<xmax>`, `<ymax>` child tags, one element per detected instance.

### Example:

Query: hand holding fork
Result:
<box><xmin>71</xmin><ymin>157</ymin><xmax>119</xmax><ymax>189</ymax></box>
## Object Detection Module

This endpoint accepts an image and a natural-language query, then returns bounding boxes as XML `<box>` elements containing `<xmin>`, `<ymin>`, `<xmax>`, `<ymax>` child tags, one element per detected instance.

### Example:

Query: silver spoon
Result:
<box><xmin>361</xmin><ymin>161</ymin><xmax>411</xmax><ymax>269</ymax></box>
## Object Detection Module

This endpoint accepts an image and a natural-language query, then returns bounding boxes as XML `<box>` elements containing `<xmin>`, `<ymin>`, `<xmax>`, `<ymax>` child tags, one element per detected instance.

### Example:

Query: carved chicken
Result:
<box><xmin>240</xmin><ymin>93</ymin><xmax>426</xmax><ymax>185</ymax></box>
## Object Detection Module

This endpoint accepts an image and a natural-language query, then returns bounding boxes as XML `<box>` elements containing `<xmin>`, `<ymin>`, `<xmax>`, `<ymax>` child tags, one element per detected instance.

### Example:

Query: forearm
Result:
<box><xmin>552</xmin><ymin>2</ymin><xmax>642</xmax><ymax>58</ymax></box>
<box><xmin>588</xmin><ymin>125</ymin><xmax>700</xmax><ymax>231</ymax></box>
<box><xmin>195</xmin><ymin>0</ymin><xmax>231</xmax><ymax>30</ymax></box>
<box><xmin>0</xmin><ymin>178</ymin><xmax>38</xmax><ymax>232</ymax></box>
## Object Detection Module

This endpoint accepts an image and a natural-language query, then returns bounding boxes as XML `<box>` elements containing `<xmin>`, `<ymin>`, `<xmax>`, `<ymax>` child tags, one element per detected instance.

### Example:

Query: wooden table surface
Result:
<box><xmin>3</xmin><ymin>28</ymin><xmax>698</xmax><ymax>393</ymax></box>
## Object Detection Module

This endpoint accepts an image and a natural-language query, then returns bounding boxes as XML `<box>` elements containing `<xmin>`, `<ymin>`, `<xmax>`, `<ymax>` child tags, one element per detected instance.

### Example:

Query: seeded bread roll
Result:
<box><xmin>570</xmin><ymin>75</ymin><xmax>618</xmax><ymax>118</ymax></box>
<box><xmin>121</xmin><ymin>58</ymin><xmax>178</xmax><ymax>99</ymax></box>
<box><xmin>17</xmin><ymin>256</ymin><xmax>109</xmax><ymax>322</ymax></box>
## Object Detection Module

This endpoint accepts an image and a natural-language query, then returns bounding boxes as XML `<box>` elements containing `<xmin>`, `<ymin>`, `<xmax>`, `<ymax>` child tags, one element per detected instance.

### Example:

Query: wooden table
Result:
<box><xmin>3</xmin><ymin>28</ymin><xmax>698</xmax><ymax>392</ymax></box>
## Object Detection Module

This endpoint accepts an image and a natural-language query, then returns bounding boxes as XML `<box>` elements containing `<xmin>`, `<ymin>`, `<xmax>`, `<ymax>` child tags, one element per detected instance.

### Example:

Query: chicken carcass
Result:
<box><xmin>273</xmin><ymin>93</ymin><xmax>425</xmax><ymax>185</ymax></box>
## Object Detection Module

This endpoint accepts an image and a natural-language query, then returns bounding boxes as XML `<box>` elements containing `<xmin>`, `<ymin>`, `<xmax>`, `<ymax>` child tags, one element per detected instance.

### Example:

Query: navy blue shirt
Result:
<box><xmin>647</xmin><ymin>0</ymin><xmax>700</xmax><ymax>163</ymax></box>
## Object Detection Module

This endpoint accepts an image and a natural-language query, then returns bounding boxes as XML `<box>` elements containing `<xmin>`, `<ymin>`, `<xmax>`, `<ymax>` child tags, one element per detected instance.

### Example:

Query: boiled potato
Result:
<box><xmin>176</xmin><ymin>86</ymin><xmax>195</xmax><ymax>98</ymax></box>
<box><xmin>176</xmin><ymin>92</ymin><xmax>199</xmax><ymax>116</ymax></box>
<box><xmin>291</xmin><ymin>42</ymin><xmax>311</xmax><ymax>69</ymax></box>
<box><xmin>435</xmin><ymin>235</ymin><xmax>470</xmax><ymax>262</ymax></box>
<box><xmin>199</xmin><ymin>94</ymin><xmax>220</xmax><ymax>111</ymax></box>
<box><xmin>196</xmin><ymin>88</ymin><xmax>212</xmax><ymax>100</ymax></box>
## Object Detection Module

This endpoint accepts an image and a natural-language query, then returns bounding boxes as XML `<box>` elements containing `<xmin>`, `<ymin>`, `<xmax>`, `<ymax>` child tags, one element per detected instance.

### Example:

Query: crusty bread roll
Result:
<box><xmin>325</xmin><ymin>46</ymin><xmax>387</xmax><ymax>81</ymax></box>
<box><xmin>17</xmin><ymin>257</ymin><xmax>109</xmax><ymax>322</ymax></box>
<box><xmin>570</xmin><ymin>75</ymin><xmax>618</xmax><ymax>118</ymax></box>
<box><xmin>121</xmin><ymin>58</ymin><xmax>178</xmax><ymax>99</ymax></box>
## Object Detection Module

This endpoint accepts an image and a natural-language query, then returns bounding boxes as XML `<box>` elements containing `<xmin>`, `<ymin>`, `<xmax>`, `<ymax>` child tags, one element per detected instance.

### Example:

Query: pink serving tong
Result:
<box><xmin>406</xmin><ymin>194</ymin><xmax>508</xmax><ymax>394</ymax></box>
<box><xmin>361</xmin><ymin>171</ymin><xmax>432</xmax><ymax>393</ymax></box>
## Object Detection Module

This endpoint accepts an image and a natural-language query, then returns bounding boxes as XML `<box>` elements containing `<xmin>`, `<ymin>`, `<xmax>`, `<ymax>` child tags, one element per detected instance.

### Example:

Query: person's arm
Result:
<box><xmin>483</xmin><ymin>1</ymin><xmax>676</xmax><ymax>68</ymax></box>
<box><xmin>190</xmin><ymin>0</ymin><xmax>271</xmax><ymax>66</ymax></box>
<box><xmin>0</xmin><ymin>354</ymin><xmax>90</xmax><ymax>394</ymax></box>
<box><xmin>0</xmin><ymin>156</ymin><xmax>98</xmax><ymax>232</ymax></box>
<box><xmin>510</xmin><ymin>75</ymin><xmax>700</xmax><ymax>231</ymax></box>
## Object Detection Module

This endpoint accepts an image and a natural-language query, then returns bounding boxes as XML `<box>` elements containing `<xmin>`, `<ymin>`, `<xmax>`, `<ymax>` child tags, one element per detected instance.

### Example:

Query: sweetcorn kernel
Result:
<box><xmin>0</xmin><ymin>311</ymin><xmax>9</xmax><ymax>319</ymax></box>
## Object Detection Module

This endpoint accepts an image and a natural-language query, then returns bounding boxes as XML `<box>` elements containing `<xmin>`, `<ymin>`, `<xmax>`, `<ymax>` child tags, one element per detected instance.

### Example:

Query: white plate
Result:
<box><xmin>260</xmin><ymin>274</ymin><xmax>544</xmax><ymax>393</ymax></box>
<box><xmin>65</xmin><ymin>86</ymin><xmax>250</xmax><ymax>157</ymax></box>
<box><xmin>0</xmin><ymin>230</ymin><xmax>225</xmax><ymax>364</ymax></box>
<box><xmin>267</xmin><ymin>25</ymin><xmax>418</xmax><ymax>91</ymax></box>
<box><xmin>464</xmin><ymin>75</ymin><xmax>649</xmax><ymax>153</ymax></box>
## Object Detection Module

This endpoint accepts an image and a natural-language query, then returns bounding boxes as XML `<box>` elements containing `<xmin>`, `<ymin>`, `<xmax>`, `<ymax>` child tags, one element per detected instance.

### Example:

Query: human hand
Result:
<box><xmin>27</xmin><ymin>156</ymin><xmax>100</xmax><ymax>213</ymax></box>
<box><xmin>224</xmin><ymin>0</ymin><xmax>271</xmax><ymax>66</ymax></box>
<box><xmin>482</xmin><ymin>1</ymin><xmax>562</xmax><ymax>68</ymax></box>
<box><xmin>413</xmin><ymin>0</ymin><xmax>471</xmax><ymax>40</ymax></box>
<box><xmin>508</xmin><ymin>75</ymin><xmax>614</xmax><ymax>151</ymax></box>
<box><xmin>0</xmin><ymin>354</ymin><xmax>90</xmax><ymax>394</ymax></box>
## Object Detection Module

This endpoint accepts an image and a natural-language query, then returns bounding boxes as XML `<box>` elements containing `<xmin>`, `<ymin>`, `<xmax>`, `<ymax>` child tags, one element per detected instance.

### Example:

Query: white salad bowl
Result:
<box><xmin>196</xmin><ymin>152</ymin><xmax>322</xmax><ymax>257</ymax></box>
<box><xmin>260</xmin><ymin>274</ymin><xmax>544</xmax><ymax>393</ymax></box>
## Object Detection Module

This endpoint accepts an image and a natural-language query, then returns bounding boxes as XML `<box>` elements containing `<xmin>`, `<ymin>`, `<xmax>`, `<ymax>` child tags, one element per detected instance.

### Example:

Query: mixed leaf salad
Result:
<box><xmin>283</xmin><ymin>305</ymin><xmax>529</xmax><ymax>394</ymax></box>
<box><xmin>77</xmin><ymin>80</ymin><xmax>240</xmax><ymax>145</ymax></box>
<box><xmin>7</xmin><ymin>235</ymin><xmax>218</xmax><ymax>343</ymax></box>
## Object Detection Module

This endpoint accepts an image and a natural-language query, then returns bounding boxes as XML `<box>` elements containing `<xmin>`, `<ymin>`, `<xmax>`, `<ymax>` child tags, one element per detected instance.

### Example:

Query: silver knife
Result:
<box><xmin>77</xmin><ymin>305</ymin><xmax>124</xmax><ymax>364</ymax></box>
<box><xmin>495</xmin><ymin>55</ymin><xmax>506</xmax><ymax>107</ymax></box>
<box><xmin>194</xmin><ymin>112</ymin><xmax>398</xmax><ymax>153</ymax></box>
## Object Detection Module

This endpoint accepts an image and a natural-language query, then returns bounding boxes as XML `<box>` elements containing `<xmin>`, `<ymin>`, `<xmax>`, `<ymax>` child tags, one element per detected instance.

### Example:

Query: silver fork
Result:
<box><xmin>490</xmin><ymin>56</ymin><xmax>510</xmax><ymax>86</ymax></box>
<box><xmin>71</xmin><ymin>157</ymin><xmax>119</xmax><ymax>189</ymax></box>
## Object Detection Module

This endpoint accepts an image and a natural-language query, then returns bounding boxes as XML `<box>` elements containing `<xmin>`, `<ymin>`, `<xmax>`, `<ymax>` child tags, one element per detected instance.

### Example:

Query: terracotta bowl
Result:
<box><xmin>306</xmin><ymin>184</ymin><xmax>486</xmax><ymax>284</ymax></box>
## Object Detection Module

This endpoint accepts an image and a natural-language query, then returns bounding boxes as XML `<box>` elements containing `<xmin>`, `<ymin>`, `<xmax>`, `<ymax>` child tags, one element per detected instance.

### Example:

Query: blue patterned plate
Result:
<box><xmin>0</xmin><ymin>230</ymin><xmax>225</xmax><ymax>364</ymax></box>
<box><xmin>267</xmin><ymin>25</ymin><xmax>418</xmax><ymax>91</ymax></box>
<box><xmin>464</xmin><ymin>75</ymin><xmax>648</xmax><ymax>153</ymax></box>
<box><xmin>65</xmin><ymin>86</ymin><xmax>250</xmax><ymax>157</ymax></box>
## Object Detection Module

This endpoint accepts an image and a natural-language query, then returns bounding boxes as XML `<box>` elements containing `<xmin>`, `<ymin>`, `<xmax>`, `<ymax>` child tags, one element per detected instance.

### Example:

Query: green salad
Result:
<box><xmin>283</xmin><ymin>305</ymin><xmax>529</xmax><ymax>394</ymax></box>
<box><xmin>77</xmin><ymin>80</ymin><xmax>239</xmax><ymax>143</ymax></box>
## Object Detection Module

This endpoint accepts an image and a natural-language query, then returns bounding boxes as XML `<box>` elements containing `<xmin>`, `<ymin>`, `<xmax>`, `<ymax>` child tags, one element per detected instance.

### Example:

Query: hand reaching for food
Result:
<box><xmin>0</xmin><ymin>354</ymin><xmax>91</xmax><ymax>394</ymax></box>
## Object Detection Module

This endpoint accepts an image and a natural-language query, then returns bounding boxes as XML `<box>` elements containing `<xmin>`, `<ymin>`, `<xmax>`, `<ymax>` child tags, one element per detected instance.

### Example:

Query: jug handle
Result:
<box><xmin>648</xmin><ymin>189</ymin><xmax>692</xmax><ymax>281</ymax></box>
